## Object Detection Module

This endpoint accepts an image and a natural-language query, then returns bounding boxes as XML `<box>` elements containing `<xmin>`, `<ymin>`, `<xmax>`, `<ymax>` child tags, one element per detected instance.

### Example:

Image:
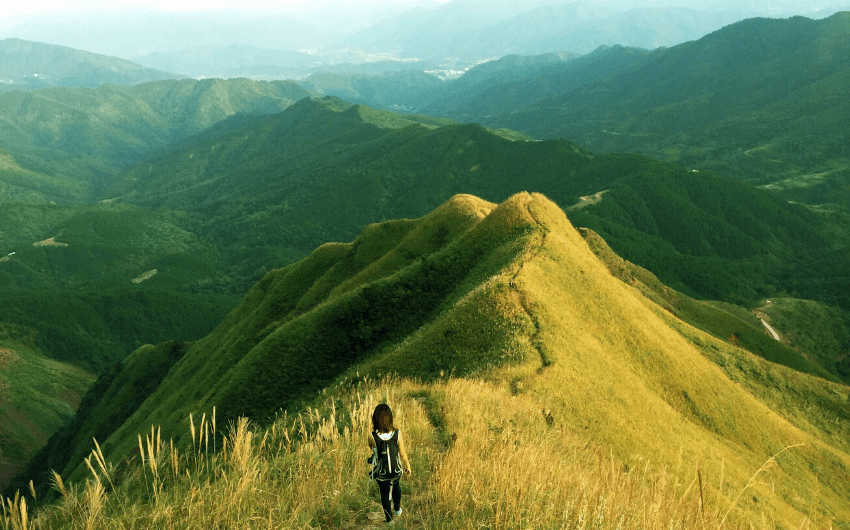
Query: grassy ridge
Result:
<box><xmin>4</xmin><ymin>193</ymin><xmax>849</xmax><ymax>528</ymax></box>
<box><xmin>76</xmin><ymin>194</ymin><xmax>534</xmax><ymax>479</ymax></box>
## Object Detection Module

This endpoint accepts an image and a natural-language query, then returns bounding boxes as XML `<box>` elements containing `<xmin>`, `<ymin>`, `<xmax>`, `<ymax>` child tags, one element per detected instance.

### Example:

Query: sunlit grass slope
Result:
<box><xmin>70</xmin><ymin>194</ymin><xmax>535</xmax><ymax>478</ymax></box>
<box><xmin>0</xmin><ymin>337</ymin><xmax>94</xmax><ymax>492</ymax></box>
<box><xmin>7</xmin><ymin>193</ymin><xmax>848</xmax><ymax>528</ymax></box>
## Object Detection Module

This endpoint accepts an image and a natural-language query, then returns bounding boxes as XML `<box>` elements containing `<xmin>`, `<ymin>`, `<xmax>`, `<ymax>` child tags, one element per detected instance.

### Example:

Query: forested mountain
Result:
<box><xmin>0</xmin><ymin>78</ymin><xmax>312</xmax><ymax>201</ymax></box>
<box><xmin>419</xmin><ymin>13</ymin><xmax>850</xmax><ymax>188</ymax></box>
<box><xmin>0</xmin><ymin>39</ymin><xmax>180</xmax><ymax>91</ymax></box>
<box><xmin>7</xmin><ymin>194</ymin><xmax>849</xmax><ymax>528</ymax></box>
<box><xmin>100</xmin><ymin>97</ymin><xmax>837</xmax><ymax>306</ymax></box>
<box><xmin>312</xmin><ymin>13</ymin><xmax>850</xmax><ymax>197</ymax></box>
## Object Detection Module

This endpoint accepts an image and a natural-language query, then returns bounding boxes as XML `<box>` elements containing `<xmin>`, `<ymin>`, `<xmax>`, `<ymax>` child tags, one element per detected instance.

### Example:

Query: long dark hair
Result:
<box><xmin>372</xmin><ymin>404</ymin><xmax>395</xmax><ymax>433</ymax></box>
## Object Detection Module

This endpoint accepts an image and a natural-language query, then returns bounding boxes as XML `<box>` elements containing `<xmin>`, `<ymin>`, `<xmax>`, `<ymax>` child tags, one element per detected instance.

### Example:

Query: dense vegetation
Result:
<box><xmin>0</xmin><ymin>38</ymin><xmax>180</xmax><ymax>91</ymax></box>
<box><xmin>0</xmin><ymin>78</ymin><xmax>311</xmax><ymax>200</ymax></box>
<box><xmin>102</xmin><ymin>97</ymin><xmax>838</xmax><ymax>308</ymax></box>
<box><xmin>319</xmin><ymin>13</ymin><xmax>850</xmax><ymax>205</ymax></box>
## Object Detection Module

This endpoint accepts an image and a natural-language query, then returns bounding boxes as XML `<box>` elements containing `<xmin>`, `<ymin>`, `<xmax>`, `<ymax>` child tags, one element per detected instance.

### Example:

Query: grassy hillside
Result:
<box><xmin>0</xmin><ymin>78</ymin><xmax>312</xmax><ymax>199</ymax></box>
<box><xmin>5</xmin><ymin>193</ymin><xmax>848</xmax><ymax>528</ymax></box>
<box><xmin>0</xmin><ymin>335</ymin><xmax>94</xmax><ymax>493</ymax></box>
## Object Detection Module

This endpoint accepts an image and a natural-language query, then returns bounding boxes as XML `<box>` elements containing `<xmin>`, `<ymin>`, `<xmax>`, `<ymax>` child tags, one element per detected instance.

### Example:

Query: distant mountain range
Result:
<box><xmin>135</xmin><ymin>44</ymin><xmax>438</xmax><ymax>81</ymax></box>
<box><xmin>334</xmin><ymin>1</ymin><xmax>848</xmax><ymax>62</ymax></box>
<box><xmin>0</xmin><ymin>39</ymin><xmax>181</xmax><ymax>91</ymax></box>
<box><xmin>310</xmin><ymin>12</ymin><xmax>850</xmax><ymax>197</ymax></box>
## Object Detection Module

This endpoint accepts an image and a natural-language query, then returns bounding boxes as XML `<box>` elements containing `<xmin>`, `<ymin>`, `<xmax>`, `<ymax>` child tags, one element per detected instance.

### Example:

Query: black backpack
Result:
<box><xmin>369</xmin><ymin>430</ymin><xmax>402</xmax><ymax>480</ymax></box>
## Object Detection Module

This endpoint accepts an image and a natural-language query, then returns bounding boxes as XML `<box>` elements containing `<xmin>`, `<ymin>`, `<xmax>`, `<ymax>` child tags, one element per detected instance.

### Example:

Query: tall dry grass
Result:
<box><xmin>1</xmin><ymin>377</ymin><xmax>816</xmax><ymax>530</ymax></box>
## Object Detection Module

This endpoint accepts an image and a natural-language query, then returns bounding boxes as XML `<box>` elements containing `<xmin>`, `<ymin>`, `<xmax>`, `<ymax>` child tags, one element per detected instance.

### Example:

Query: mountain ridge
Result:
<box><xmin>7</xmin><ymin>192</ymin><xmax>849</xmax><ymax>527</ymax></box>
<box><xmin>0</xmin><ymin>38</ymin><xmax>181</xmax><ymax>91</ymax></box>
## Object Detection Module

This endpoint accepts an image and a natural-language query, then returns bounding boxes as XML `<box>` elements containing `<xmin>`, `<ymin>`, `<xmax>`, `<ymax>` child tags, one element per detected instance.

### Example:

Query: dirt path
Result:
<box><xmin>753</xmin><ymin>302</ymin><xmax>782</xmax><ymax>342</ymax></box>
<box><xmin>507</xmin><ymin>200</ymin><xmax>553</xmax><ymax>370</ymax></box>
<box><xmin>759</xmin><ymin>318</ymin><xmax>781</xmax><ymax>341</ymax></box>
<box><xmin>346</xmin><ymin>395</ymin><xmax>445</xmax><ymax>529</ymax></box>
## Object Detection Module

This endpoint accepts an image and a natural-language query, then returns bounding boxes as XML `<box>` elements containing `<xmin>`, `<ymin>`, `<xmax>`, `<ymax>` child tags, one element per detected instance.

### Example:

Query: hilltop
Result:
<box><xmin>0</xmin><ymin>39</ymin><xmax>180</xmax><ymax>91</ymax></box>
<box><xmin>6</xmin><ymin>193</ymin><xmax>848</xmax><ymax>528</ymax></box>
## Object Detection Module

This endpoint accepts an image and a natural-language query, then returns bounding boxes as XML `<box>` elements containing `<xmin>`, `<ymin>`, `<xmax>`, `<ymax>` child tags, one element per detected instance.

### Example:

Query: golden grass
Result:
<box><xmin>2</xmin><ymin>376</ymin><xmax>823</xmax><ymax>530</ymax></box>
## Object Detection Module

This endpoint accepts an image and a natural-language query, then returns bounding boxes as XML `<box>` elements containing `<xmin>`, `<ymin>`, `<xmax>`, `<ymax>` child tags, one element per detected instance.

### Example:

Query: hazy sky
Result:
<box><xmin>2</xmin><ymin>0</ymin><xmax>844</xmax><ymax>18</ymax></box>
<box><xmin>1</xmin><ymin>0</ymin><xmax>445</xmax><ymax>18</ymax></box>
<box><xmin>0</xmin><ymin>0</ymin><xmax>845</xmax><ymax>59</ymax></box>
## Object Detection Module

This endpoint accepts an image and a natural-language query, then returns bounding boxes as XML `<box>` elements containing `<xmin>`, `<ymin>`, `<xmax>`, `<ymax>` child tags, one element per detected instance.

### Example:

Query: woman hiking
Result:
<box><xmin>368</xmin><ymin>403</ymin><xmax>412</xmax><ymax>525</ymax></box>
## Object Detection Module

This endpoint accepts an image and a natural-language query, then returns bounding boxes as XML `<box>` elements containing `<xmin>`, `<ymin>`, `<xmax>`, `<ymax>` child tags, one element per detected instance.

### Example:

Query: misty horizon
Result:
<box><xmin>0</xmin><ymin>0</ymin><xmax>847</xmax><ymax>66</ymax></box>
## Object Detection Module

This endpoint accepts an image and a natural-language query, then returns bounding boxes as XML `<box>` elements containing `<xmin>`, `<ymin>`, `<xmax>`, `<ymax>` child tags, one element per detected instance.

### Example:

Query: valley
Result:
<box><xmin>0</xmin><ymin>7</ymin><xmax>848</xmax><ymax>528</ymax></box>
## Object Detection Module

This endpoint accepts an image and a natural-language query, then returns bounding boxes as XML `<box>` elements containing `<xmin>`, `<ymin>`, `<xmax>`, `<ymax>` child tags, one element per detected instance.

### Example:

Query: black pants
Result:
<box><xmin>377</xmin><ymin>478</ymin><xmax>401</xmax><ymax>522</ymax></box>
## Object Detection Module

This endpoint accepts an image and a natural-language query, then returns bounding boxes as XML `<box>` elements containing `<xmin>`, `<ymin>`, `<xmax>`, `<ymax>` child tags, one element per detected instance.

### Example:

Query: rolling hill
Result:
<box><xmin>6</xmin><ymin>193</ymin><xmax>848</xmax><ymax>528</ymax></box>
<box><xmin>0</xmin><ymin>38</ymin><xmax>180</xmax><ymax>91</ymax></box>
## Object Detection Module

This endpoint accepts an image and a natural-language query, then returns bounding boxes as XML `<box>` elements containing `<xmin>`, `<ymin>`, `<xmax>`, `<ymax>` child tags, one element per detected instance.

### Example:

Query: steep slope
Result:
<box><xmin>10</xmin><ymin>193</ymin><xmax>849</xmax><ymax>527</ymax></box>
<box><xmin>0</xmin><ymin>78</ymin><xmax>312</xmax><ymax>198</ymax></box>
<box><xmin>0</xmin><ymin>336</ymin><xmax>94</xmax><ymax>492</ymax></box>
<box><xmin>0</xmin><ymin>39</ymin><xmax>180</xmax><ymax>91</ymax></box>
